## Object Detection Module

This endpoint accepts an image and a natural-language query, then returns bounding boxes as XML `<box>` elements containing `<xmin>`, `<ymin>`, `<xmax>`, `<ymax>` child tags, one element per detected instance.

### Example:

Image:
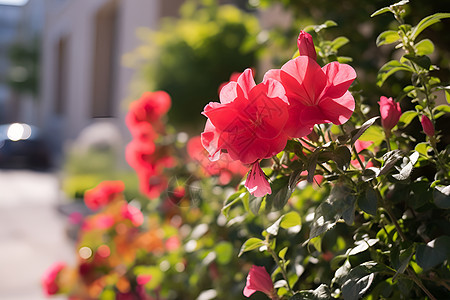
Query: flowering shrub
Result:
<box><xmin>45</xmin><ymin>1</ymin><xmax>450</xmax><ymax>299</ymax></box>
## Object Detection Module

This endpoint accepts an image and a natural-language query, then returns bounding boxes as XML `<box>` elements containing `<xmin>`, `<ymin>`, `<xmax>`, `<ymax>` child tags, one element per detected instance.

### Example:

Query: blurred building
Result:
<box><xmin>39</xmin><ymin>0</ymin><xmax>185</xmax><ymax>161</ymax></box>
<box><xmin>0</xmin><ymin>3</ymin><xmax>23</xmax><ymax>123</ymax></box>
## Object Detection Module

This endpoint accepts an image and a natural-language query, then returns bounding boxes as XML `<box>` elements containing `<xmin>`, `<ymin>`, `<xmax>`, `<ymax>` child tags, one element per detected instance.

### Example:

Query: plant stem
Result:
<box><xmin>265</xmin><ymin>239</ymin><xmax>294</xmax><ymax>294</ymax></box>
<box><xmin>407</xmin><ymin>268</ymin><xmax>437</xmax><ymax>300</ymax></box>
<box><xmin>382</xmin><ymin>205</ymin><xmax>407</xmax><ymax>242</ymax></box>
<box><xmin>352</xmin><ymin>145</ymin><xmax>366</xmax><ymax>171</ymax></box>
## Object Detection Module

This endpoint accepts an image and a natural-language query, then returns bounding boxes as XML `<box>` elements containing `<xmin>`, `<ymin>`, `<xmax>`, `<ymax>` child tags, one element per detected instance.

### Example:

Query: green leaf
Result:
<box><xmin>415</xmin><ymin>39</ymin><xmax>435</xmax><ymax>55</ymax></box>
<box><xmin>307</xmin><ymin>148</ymin><xmax>320</xmax><ymax>183</ymax></box>
<box><xmin>379</xmin><ymin>150</ymin><xmax>403</xmax><ymax>176</ymax></box>
<box><xmin>411</xmin><ymin>13</ymin><xmax>450</xmax><ymax>41</ymax></box>
<box><xmin>370</xmin><ymin>7</ymin><xmax>391</xmax><ymax>18</ymax></box>
<box><xmin>350</xmin><ymin>116</ymin><xmax>380</xmax><ymax>145</ymax></box>
<box><xmin>403</xmin><ymin>54</ymin><xmax>431</xmax><ymax>70</ymax></box>
<box><xmin>433</xmin><ymin>185</ymin><xmax>450</xmax><ymax>209</ymax></box>
<box><xmin>398</xmin><ymin>110</ymin><xmax>418</xmax><ymax>128</ymax></box>
<box><xmin>308</xmin><ymin>183</ymin><xmax>356</xmax><ymax>241</ymax></box>
<box><xmin>358</xmin><ymin>186</ymin><xmax>378</xmax><ymax>215</ymax></box>
<box><xmin>358</xmin><ymin>125</ymin><xmax>385</xmax><ymax>145</ymax></box>
<box><xmin>377</xmin><ymin>60</ymin><xmax>413</xmax><ymax>87</ymax></box>
<box><xmin>133</xmin><ymin>266</ymin><xmax>163</xmax><ymax>290</ymax></box>
<box><xmin>415</xmin><ymin>142</ymin><xmax>431</xmax><ymax>157</ymax></box>
<box><xmin>249</xmin><ymin>194</ymin><xmax>263</xmax><ymax>215</ymax></box>
<box><xmin>330</xmin><ymin>36</ymin><xmax>350</xmax><ymax>51</ymax></box>
<box><xmin>266</xmin><ymin>176</ymin><xmax>292</xmax><ymax>211</ymax></box>
<box><xmin>416</xmin><ymin>236</ymin><xmax>450</xmax><ymax>271</ymax></box>
<box><xmin>290</xmin><ymin>284</ymin><xmax>332</xmax><ymax>300</ymax></box>
<box><xmin>279</xmin><ymin>247</ymin><xmax>288</xmax><ymax>260</ymax></box>
<box><xmin>280</xmin><ymin>211</ymin><xmax>302</xmax><ymax>229</ymax></box>
<box><xmin>266</xmin><ymin>211</ymin><xmax>301</xmax><ymax>236</ymax></box>
<box><xmin>348</xmin><ymin>239</ymin><xmax>378</xmax><ymax>256</ymax></box>
<box><xmin>361</xmin><ymin>167</ymin><xmax>380</xmax><ymax>182</ymax></box>
<box><xmin>214</xmin><ymin>242</ymin><xmax>233</xmax><ymax>265</ymax></box>
<box><xmin>238</xmin><ymin>238</ymin><xmax>264</xmax><ymax>257</ymax></box>
<box><xmin>392</xmin><ymin>246</ymin><xmax>414</xmax><ymax>281</ymax></box>
<box><xmin>341</xmin><ymin>262</ymin><xmax>378</xmax><ymax>300</ymax></box>
<box><xmin>337</xmin><ymin>56</ymin><xmax>353</xmax><ymax>63</ymax></box>
<box><xmin>376</xmin><ymin>30</ymin><xmax>400</xmax><ymax>46</ymax></box>
<box><xmin>392</xmin><ymin>151</ymin><xmax>419</xmax><ymax>181</ymax></box>
<box><xmin>333</xmin><ymin>146</ymin><xmax>351</xmax><ymax>171</ymax></box>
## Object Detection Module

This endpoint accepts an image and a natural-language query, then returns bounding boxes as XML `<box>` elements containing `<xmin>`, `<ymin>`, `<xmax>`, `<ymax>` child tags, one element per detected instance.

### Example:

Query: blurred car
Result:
<box><xmin>0</xmin><ymin>123</ymin><xmax>51</xmax><ymax>170</ymax></box>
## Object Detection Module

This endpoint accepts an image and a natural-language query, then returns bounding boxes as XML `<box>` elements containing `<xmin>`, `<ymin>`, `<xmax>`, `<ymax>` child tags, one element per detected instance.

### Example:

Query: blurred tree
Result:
<box><xmin>7</xmin><ymin>38</ymin><xmax>40</xmax><ymax>97</ymax></box>
<box><xmin>125</xmin><ymin>0</ymin><xmax>262</xmax><ymax>131</ymax></box>
<box><xmin>248</xmin><ymin>0</ymin><xmax>450</xmax><ymax>109</ymax></box>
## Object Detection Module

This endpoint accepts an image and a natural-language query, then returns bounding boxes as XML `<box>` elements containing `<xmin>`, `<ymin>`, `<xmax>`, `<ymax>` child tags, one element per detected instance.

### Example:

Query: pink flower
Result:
<box><xmin>126</xmin><ymin>91</ymin><xmax>171</xmax><ymax>131</ymax></box>
<box><xmin>42</xmin><ymin>262</ymin><xmax>66</xmax><ymax>296</ymax></box>
<box><xmin>421</xmin><ymin>115</ymin><xmax>435</xmax><ymax>137</ymax></box>
<box><xmin>245</xmin><ymin>162</ymin><xmax>272</xmax><ymax>197</ymax></box>
<box><xmin>84</xmin><ymin>181</ymin><xmax>125</xmax><ymax>211</ymax></box>
<box><xmin>121</xmin><ymin>204</ymin><xmax>144</xmax><ymax>227</ymax></box>
<box><xmin>243</xmin><ymin>265</ymin><xmax>276</xmax><ymax>298</ymax></box>
<box><xmin>264</xmin><ymin>56</ymin><xmax>356</xmax><ymax>138</ymax></box>
<box><xmin>201</xmin><ymin>68</ymin><xmax>289</xmax><ymax>164</ymax></box>
<box><xmin>165</xmin><ymin>236</ymin><xmax>181</xmax><ymax>252</ymax></box>
<box><xmin>136</xmin><ymin>274</ymin><xmax>152</xmax><ymax>285</ymax></box>
<box><xmin>378</xmin><ymin>96</ymin><xmax>401</xmax><ymax>131</ymax></box>
<box><xmin>297</xmin><ymin>30</ymin><xmax>316</xmax><ymax>61</ymax></box>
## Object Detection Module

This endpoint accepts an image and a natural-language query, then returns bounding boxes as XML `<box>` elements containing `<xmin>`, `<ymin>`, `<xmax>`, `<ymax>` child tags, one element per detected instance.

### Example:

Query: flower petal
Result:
<box><xmin>321</xmin><ymin>62</ymin><xmax>356</xmax><ymax>98</ymax></box>
<box><xmin>245</xmin><ymin>163</ymin><xmax>271</xmax><ymax>197</ymax></box>
<box><xmin>318</xmin><ymin>91</ymin><xmax>355</xmax><ymax>125</ymax></box>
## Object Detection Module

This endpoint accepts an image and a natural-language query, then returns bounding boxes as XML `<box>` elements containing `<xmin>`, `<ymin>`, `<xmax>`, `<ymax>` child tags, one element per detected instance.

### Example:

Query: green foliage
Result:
<box><xmin>126</xmin><ymin>0</ymin><xmax>261</xmax><ymax>131</ymax></box>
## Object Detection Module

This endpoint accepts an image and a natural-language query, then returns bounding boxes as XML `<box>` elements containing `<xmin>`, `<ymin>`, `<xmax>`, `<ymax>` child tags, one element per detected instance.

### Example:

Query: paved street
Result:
<box><xmin>0</xmin><ymin>170</ymin><xmax>74</xmax><ymax>300</ymax></box>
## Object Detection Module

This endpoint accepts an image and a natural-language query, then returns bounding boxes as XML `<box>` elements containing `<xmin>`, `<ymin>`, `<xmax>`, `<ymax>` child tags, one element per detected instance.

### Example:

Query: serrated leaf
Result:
<box><xmin>416</xmin><ymin>236</ymin><xmax>450</xmax><ymax>271</ymax></box>
<box><xmin>433</xmin><ymin>185</ymin><xmax>450</xmax><ymax>209</ymax></box>
<box><xmin>411</xmin><ymin>13</ymin><xmax>450</xmax><ymax>41</ymax></box>
<box><xmin>238</xmin><ymin>238</ymin><xmax>264</xmax><ymax>257</ymax></box>
<box><xmin>377</xmin><ymin>60</ymin><xmax>413</xmax><ymax>87</ymax></box>
<box><xmin>415</xmin><ymin>39</ymin><xmax>434</xmax><ymax>55</ymax></box>
<box><xmin>376</xmin><ymin>30</ymin><xmax>400</xmax><ymax>46</ymax></box>
<box><xmin>266</xmin><ymin>177</ymin><xmax>292</xmax><ymax>211</ymax></box>
<box><xmin>351</xmin><ymin>117</ymin><xmax>380</xmax><ymax>144</ymax></box>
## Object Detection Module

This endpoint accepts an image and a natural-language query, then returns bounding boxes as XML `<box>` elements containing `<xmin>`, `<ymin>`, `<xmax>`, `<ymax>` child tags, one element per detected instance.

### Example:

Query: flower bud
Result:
<box><xmin>420</xmin><ymin>115</ymin><xmax>435</xmax><ymax>137</ymax></box>
<box><xmin>297</xmin><ymin>30</ymin><xmax>317</xmax><ymax>61</ymax></box>
<box><xmin>378</xmin><ymin>96</ymin><xmax>401</xmax><ymax>131</ymax></box>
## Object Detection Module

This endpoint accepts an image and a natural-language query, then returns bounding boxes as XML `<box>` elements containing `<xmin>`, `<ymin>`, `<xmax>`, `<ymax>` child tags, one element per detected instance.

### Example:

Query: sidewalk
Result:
<box><xmin>0</xmin><ymin>170</ymin><xmax>74</xmax><ymax>300</ymax></box>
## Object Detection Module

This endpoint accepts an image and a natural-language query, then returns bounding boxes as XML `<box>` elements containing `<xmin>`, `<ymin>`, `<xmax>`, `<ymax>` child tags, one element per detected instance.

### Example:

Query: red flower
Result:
<box><xmin>378</xmin><ymin>96</ymin><xmax>401</xmax><ymax>131</ymax></box>
<box><xmin>126</xmin><ymin>91</ymin><xmax>171</xmax><ymax>131</ymax></box>
<box><xmin>243</xmin><ymin>265</ymin><xmax>276</xmax><ymax>298</ymax></box>
<box><xmin>297</xmin><ymin>30</ymin><xmax>316</xmax><ymax>61</ymax></box>
<box><xmin>264</xmin><ymin>56</ymin><xmax>356</xmax><ymax>138</ymax></box>
<box><xmin>42</xmin><ymin>262</ymin><xmax>66</xmax><ymax>296</ymax></box>
<box><xmin>121</xmin><ymin>203</ymin><xmax>144</xmax><ymax>227</ymax></box>
<box><xmin>187</xmin><ymin>136</ymin><xmax>247</xmax><ymax>185</ymax></box>
<box><xmin>421</xmin><ymin>115</ymin><xmax>435</xmax><ymax>137</ymax></box>
<box><xmin>245</xmin><ymin>162</ymin><xmax>272</xmax><ymax>197</ymax></box>
<box><xmin>202</xmin><ymin>68</ymin><xmax>289</xmax><ymax>164</ymax></box>
<box><xmin>84</xmin><ymin>181</ymin><xmax>125</xmax><ymax>211</ymax></box>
